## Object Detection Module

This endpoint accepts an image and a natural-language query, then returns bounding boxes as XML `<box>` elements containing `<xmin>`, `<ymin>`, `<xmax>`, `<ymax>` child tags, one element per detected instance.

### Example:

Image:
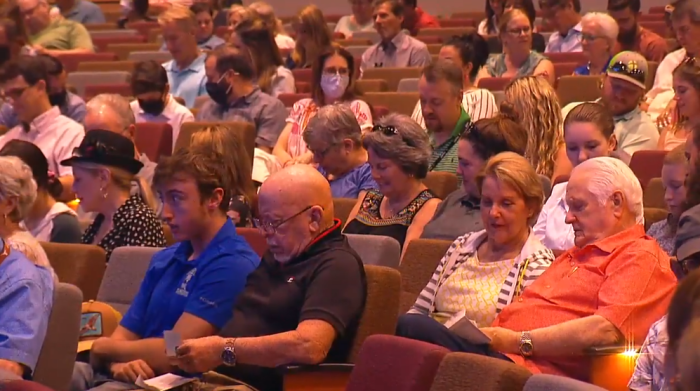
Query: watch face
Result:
<box><xmin>520</xmin><ymin>342</ymin><xmax>534</xmax><ymax>356</ymax></box>
<box><xmin>222</xmin><ymin>347</ymin><xmax>235</xmax><ymax>366</ymax></box>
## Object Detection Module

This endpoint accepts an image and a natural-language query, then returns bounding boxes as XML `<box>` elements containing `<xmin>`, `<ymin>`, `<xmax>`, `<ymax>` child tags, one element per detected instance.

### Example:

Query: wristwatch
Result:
<box><xmin>221</xmin><ymin>338</ymin><xmax>237</xmax><ymax>366</ymax></box>
<box><xmin>519</xmin><ymin>331</ymin><xmax>534</xmax><ymax>357</ymax></box>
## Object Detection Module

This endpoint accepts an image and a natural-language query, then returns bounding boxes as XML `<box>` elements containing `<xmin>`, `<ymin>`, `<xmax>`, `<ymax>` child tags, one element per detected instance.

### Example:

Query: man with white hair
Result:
<box><xmin>16</xmin><ymin>0</ymin><xmax>94</xmax><ymax>55</ymax></box>
<box><xmin>398</xmin><ymin>157</ymin><xmax>676</xmax><ymax>382</ymax></box>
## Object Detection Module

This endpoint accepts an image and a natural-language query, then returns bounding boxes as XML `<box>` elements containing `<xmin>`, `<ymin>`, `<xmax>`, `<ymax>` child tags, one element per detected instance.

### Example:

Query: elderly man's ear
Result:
<box><xmin>611</xmin><ymin>191</ymin><xmax>625</xmax><ymax>217</ymax></box>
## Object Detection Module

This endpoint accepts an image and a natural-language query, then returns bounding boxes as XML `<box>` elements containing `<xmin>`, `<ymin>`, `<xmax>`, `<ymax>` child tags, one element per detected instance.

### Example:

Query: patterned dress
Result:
<box><xmin>343</xmin><ymin>189</ymin><xmax>436</xmax><ymax>250</ymax></box>
<box><xmin>82</xmin><ymin>195</ymin><xmax>167</xmax><ymax>260</ymax></box>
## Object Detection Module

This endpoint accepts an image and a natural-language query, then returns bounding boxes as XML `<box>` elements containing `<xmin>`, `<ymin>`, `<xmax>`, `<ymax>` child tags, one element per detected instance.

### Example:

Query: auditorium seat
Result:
<box><xmin>278</xmin><ymin>92</ymin><xmax>310</xmax><ymax>107</ymax></box>
<box><xmin>362</xmin><ymin>67</ymin><xmax>422</xmax><ymax>91</ymax></box>
<box><xmin>417</xmin><ymin>35</ymin><xmax>442</xmax><ymax>44</ymax></box>
<box><xmin>644</xmin><ymin>207</ymin><xmax>668</xmax><ymax>231</ymax></box>
<box><xmin>55</xmin><ymin>52</ymin><xmax>119</xmax><ymax>72</ymax></box>
<box><xmin>293</xmin><ymin>68</ymin><xmax>313</xmax><ymax>83</ymax></box>
<box><xmin>333</xmin><ymin>198</ymin><xmax>357</xmax><ymax>225</ymax></box>
<box><xmin>346</xmin><ymin>234</ymin><xmax>401</xmax><ymax>269</ymax></box>
<box><xmin>427</xmin><ymin>43</ymin><xmax>442</xmax><ymax>54</ymax></box>
<box><xmin>357</xmin><ymin>79</ymin><xmax>389</xmax><ymax>92</ymax></box>
<box><xmin>92</xmin><ymin>35</ymin><xmax>145</xmax><ymax>52</ymax></box>
<box><xmin>477</xmin><ymin>77</ymin><xmax>511</xmax><ymax>91</ymax></box>
<box><xmin>77</xmin><ymin>60</ymin><xmax>137</xmax><ymax>73</ymax></box>
<box><xmin>345</xmin><ymin>45</ymin><xmax>369</xmax><ymax>58</ymax></box>
<box><xmin>66</xmin><ymin>71</ymin><xmax>131</xmax><ymax>97</ymax></box>
<box><xmin>417</xmin><ymin>27</ymin><xmax>475</xmax><ymax>41</ymax></box>
<box><xmin>629</xmin><ymin>150</ymin><xmax>668</xmax><ymax>189</ymax></box>
<box><xmin>424</xmin><ymin>171</ymin><xmax>459</xmax><ymax>199</ymax></box>
<box><xmin>33</xmin><ymin>283</ymin><xmax>82</xmax><ymax>391</ymax></box>
<box><xmin>556</xmin><ymin>75</ymin><xmax>601</xmax><ymax>106</ymax></box>
<box><xmin>524</xmin><ymin>374</ymin><xmax>606</xmax><ymax>391</ymax></box>
<box><xmin>438</xmin><ymin>18</ymin><xmax>476</xmax><ymax>28</ymax></box>
<box><xmin>373</xmin><ymin>105</ymin><xmax>390</xmax><ymax>118</ymax></box>
<box><xmin>84</xmin><ymin>83</ymin><xmax>132</xmax><ymax>101</ymax></box>
<box><xmin>90</xmin><ymin>29</ymin><xmax>141</xmax><ymax>39</ymax></box>
<box><xmin>176</xmin><ymin>122</ymin><xmax>256</xmax><ymax>165</ymax></box>
<box><xmin>646</xmin><ymin>61</ymin><xmax>659</xmax><ymax>91</ymax></box>
<box><xmin>125</xmin><ymin>21</ymin><xmax>160</xmax><ymax>38</ymax></box>
<box><xmin>554</xmin><ymin>62</ymin><xmax>578</xmax><ymax>77</ymax></box>
<box><xmin>429</xmin><ymin>353</ymin><xmax>531</xmax><ymax>391</ymax></box>
<box><xmin>345</xmin><ymin>335</ymin><xmax>449</xmax><ymax>391</ymax></box>
<box><xmin>236</xmin><ymin>228</ymin><xmax>268</xmax><ymax>257</ymax></box>
<box><xmin>397</xmin><ymin>78</ymin><xmax>420</xmax><ymax>92</ymax></box>
<box><xmin>337</xmin><ymin>38</ymin><xmax>373</xmax><ymax>46</ymax></box>
<box><xmin>546</xmin><ymin>52</ymin><xmax>587</xmax><ymax>64</ymax></box>
<box><xmin>134</xmin><ymin>122</ymin><xmax>174</xmax><ymax>160</ymax></box>
<box><xmin>106</xmin><ymin>42</ymin><xmax>162</xmax><ymax>60</ymax></box>
<box><xmin>351</xmin><ymin>30</ymin><xmax>380</xmax><ymax>44</ymax></box>
<box><xmin>363</xmin><ymin>92</ymin><xmax>419</xmax><ymax>116</ymax></box>
<box><xmin>643</xmin><ymin>178</ymin><xmax>666</xmax><ymax>210</ymax></box>
<box><xmin>97</xmin><ymin>246</ymin><xmax>162</xmax><ymax>314</ymax></box>
<box><xmin>399</xmin><ymin>239</ymin><xmax>452</xmax><ymax>313</ymax></box>
<box><xmin>41</xmin><ymin>242</ymin><xmax>107</xmax><ymax>301</ymax></box>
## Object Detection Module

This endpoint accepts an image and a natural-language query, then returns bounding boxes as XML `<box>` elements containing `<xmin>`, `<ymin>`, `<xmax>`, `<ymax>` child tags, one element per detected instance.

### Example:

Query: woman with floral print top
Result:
<box><xmin>61</xmin><ymin>130</ymin><xmax>165</xmax><ymax>260</ymax></box>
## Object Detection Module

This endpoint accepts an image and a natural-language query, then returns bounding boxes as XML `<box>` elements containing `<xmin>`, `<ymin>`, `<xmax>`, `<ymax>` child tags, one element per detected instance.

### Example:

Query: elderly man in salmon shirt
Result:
<box><xmin>398</xmin><ymin>156</ymin><xmax>676</xmax><ymax>383</ymax></box>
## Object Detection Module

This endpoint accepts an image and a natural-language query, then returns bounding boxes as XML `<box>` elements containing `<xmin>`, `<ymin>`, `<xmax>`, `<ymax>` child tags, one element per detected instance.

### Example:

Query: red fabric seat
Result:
<box><xmin>546</xmin><ymin>52</ymin><xmax>587</xmax><ymax>64</ymax></box>
<box><xmin>438</xmin><ymin>18</ymin><xmax>476</xmax><ymax>28</ymax></box>
<box><xmin>345</xmin><ymin>335</ymin><xmax>449</xmax><ymax>391</ymax></box>
<box><xmin>236</xmin><ymin>228</ymin><xmax>267</xmax><ymax>257</ymax></box>
<box><xmin>84</xmin><ymin>83</ymin><xmax>132</xmax><ymax>101</ymax></box>
<box><xmin>554</xmin><ymin>62</ymin><xmax>579</xmax><ymax>77</ymax></box>
<box><xmin>292</xmin><ymin>68</ymin><xmax>313</xmax><ymax>83</ymax></box>
<box><xmin>278</xmin><ymin>93</ymin><xmax>311</xmax><ymax>107</ymax></box>
<box><xmin>134</xmin><ymin>122</ymin><xmax>173</xmax><ymax>162</ymax></box>
<box><xmin>124</xmin><ymin>21</ymin><xmax>160</xmax><ymax>38</ymax></box>
<box><xmin>477</xmin><ymin>77</ymin><xmax>511</xmax><ymax>91</ymax></box>
<box><xmin>629</xmin><ymin>150</ymin><xmax>668</xmax><ymax>189</ymax></box>
<box><xmin>1</xmin><ymin>381</ymin><xmax>56</xmax><ymax>391</ymax></box>
<box><xmin>373</xmin><ymin>105</ymin><xmax>390</xmax><ymax>119</ymax></box>
<box><xmin>54</xmin><ymin>52</ymin><xmax>119</xmax><ymax>72</ymax></box>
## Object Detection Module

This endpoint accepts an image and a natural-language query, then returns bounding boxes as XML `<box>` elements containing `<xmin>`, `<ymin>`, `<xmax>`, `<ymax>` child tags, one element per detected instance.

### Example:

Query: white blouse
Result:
<box><xmin>533</xmin><ymin>182</ymin><xmax>574</xmax><ymax>252</ymax></box>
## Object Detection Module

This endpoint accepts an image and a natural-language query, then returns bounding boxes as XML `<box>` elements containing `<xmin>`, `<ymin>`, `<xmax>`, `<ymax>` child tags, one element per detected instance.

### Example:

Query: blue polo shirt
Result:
<box><xmin>318</xmin><ymin>162</ymin><xmax>378</xmax><ymax>199</ymax></box>
<box><xmin>0</xmin><ymin>249</ymin><xmax>54</xmax><ymax>373</ymax></box>
<box><xmin>61</xmin><ymin>0</ymin><xmax>106</xmax><ymax>24</ymax></box>
<box><xmin>162</xmin><ymin>54</ymin><xmax>208</xmax><ymax>109</ymax></box>
<box><xmin>120</xmin><ymin>219</ymin><xmax>260</xmax><ymax>338</ymax></box>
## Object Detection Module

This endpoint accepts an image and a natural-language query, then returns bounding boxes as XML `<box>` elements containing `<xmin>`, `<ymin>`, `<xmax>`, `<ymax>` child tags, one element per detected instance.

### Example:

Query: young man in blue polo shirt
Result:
<box><xmin>71</xmin><ymin>148</ymin><xmax>260</xmax><ymax>391</ymax></box>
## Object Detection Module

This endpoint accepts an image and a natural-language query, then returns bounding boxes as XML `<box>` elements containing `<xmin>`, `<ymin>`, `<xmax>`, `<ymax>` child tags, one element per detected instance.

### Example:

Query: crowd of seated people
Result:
<box><xmin>3</xmin><ymin>0</ymin><xmax>700</xmax><ymax>390</ymax></box>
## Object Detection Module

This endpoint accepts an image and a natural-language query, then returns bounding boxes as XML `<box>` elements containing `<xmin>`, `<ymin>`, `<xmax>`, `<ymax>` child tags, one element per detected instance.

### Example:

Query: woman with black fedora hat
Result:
<box><xmin>60</xmin><ymin>130</ymin><xmax>166</xmax><ymax>260</ymax></box>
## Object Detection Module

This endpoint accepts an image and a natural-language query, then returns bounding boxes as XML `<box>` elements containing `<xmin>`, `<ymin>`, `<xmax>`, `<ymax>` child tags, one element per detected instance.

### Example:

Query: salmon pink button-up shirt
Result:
<box><xmin>492</xmin><ymin>224</ymin><xmax>676</xmax><ymax>381</ymax></box>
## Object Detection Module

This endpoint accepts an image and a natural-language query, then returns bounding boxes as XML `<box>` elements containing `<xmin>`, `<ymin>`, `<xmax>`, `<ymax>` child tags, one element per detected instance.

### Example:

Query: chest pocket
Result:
<box><xmin>544</xmin><ymin>263</ymin><xmax>605</xmax><ymax>310</ymax></box>
<box><xmin>255</xmin><ymin>273</ymin><xmax>306</xmax><ymax>327</ymax></box>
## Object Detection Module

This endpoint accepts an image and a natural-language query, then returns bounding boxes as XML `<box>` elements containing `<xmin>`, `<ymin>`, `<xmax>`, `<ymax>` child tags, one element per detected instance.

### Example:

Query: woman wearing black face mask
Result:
<box><xmin>129</xmin><ymin>61</ymin><xmax>195</xmax><ymax>151</ymax></box>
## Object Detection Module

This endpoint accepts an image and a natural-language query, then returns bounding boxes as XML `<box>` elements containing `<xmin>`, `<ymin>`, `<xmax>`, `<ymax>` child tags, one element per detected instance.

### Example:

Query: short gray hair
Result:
<box><xmin>86</xmin><ymin>94</ymin><xmax>136</xmax><ymax>131</ymax></box>
<box><xmin>582</xmin><ymin>12</ymin><xmax>619</xmax><ymax>47</ymax></box>
<box><xmin>573</xmin><ymin>156</ymin><xmax>644</xmax><ymax>224</ymax></box>
<box><xmin>303</xmin><ymin>103</ymin><xmax>362</xmax><ymax>148</ymax></box>
<box><xmin>0</xmin><ymin>156</ymin><xmax>37</xmax><ymax>222</ymax></box>
<box><xmin>362</xmin><ymin>113</ymin><xmax>431</xmax><ymax>179</ymax></box>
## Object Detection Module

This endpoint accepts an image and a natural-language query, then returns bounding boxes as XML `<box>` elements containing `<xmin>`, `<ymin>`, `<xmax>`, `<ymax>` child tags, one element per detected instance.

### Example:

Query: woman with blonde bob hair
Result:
<box><xmin>397</xmin><ymin>152</ymin><xmax>554</xmax><ymax>347</ymax></box>
<box><xmin>503</xmin><ymin>76</ymin><xmax>570</xmax><ymax>180</ymax></box>
<box><xmin>189</xmin><ymin>125</ymin><xmax>257</xmax><ymax>227</ymax></box>
<box><xmin>61</xmin><ymin>130</ymin><xmax>166</xmax><ymax>260</ymax></box>
<box><xmin>286</xmin><ymin>5</ymin><xmax>334</xmax><ymax>70</ymax></box>
<box><xmin>248</xmin><ymin>1</ymin><xmax>295</xmax><ymax>51</ymax></box>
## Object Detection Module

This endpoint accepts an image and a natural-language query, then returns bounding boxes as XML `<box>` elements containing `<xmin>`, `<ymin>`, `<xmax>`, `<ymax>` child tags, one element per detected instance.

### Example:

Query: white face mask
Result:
<box><xmin>320</xmin><ymin>73</ymin><xmax>350</xmax><ymax>100</ymax></box>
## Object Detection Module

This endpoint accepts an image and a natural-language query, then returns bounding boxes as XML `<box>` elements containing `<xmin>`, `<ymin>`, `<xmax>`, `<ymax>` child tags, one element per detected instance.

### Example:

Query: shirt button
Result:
<box><xmin>570</xmin><ymin>261</ymin><xmax>575</xmax><ymax>266</ymax></box>
<box><xmin>546</xmin><ymin>285</ymin><xmax>550</xmax><ymax>289</ymax></box>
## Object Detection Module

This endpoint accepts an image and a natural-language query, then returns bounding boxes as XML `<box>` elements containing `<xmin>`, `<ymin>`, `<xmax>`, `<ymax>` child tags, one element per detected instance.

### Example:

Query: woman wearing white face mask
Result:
<box><xmin>273</xmin><ymin>46</ymin><xmax>374</xmax><ymax>167</ymax></box>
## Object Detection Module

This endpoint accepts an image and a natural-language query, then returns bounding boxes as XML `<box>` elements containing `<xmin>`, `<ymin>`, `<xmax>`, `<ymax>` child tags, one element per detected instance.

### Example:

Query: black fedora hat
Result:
<box><xmin>60</xmin><ymin>130</ymin><xmax>144</xmax><ymax>175</ymax></box>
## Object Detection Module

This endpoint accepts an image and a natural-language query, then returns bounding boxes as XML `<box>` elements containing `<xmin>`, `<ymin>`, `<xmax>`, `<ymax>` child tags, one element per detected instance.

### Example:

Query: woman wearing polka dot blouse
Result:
<box><xmin>61</xmin><ymin>129</ymin><xmax>166</xmax><ymax>260</ymax></box>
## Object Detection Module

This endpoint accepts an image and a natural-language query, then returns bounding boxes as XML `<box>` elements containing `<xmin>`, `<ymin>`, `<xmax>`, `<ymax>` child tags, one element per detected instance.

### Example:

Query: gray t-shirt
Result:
<box><xmin>420</xmin><ymin>188</ymin><xmax>483</xmax><ymax>241</ymax></box>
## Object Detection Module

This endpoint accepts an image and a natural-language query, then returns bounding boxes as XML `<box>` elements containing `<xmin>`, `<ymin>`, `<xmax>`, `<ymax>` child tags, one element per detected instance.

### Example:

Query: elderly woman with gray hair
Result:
<box><xmin>344</xmin><ymin>114</ymin><xmax>441</xmax><ymax>254</ymax></box>
<box><xmin>574</xmin><ymin>12</ymin><xmax>619</xmax><ymax>76</ymax></box>
<box><xmin>302</xmin><ymin>103</ymin><xmax>378</xmax><ymax>199</ymax></box>
<box><xmin>0</xmin><ymin>156</ymin><xmax>56</xmax><ymax>281</ymax></box>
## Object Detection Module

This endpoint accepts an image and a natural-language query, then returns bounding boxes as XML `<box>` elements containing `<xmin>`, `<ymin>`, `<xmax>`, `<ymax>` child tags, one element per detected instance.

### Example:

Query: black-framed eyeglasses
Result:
<box><xmin>606</xmin><ymin>61</ymin><xmax>646</xmax><ymax>87</ymax></box>
<box><xmin>253</xmin><ymin>205</ymin><xmax>315</xmax><ymax>235</ymax></box>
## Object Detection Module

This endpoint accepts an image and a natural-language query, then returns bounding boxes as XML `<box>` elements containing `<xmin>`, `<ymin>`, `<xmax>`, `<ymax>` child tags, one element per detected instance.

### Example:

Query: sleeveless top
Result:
<box><xmin>344</xmin><ymin>189</ymin><xmax>437</xmax><ymax>249</ymax></box>
<box><xmin>484</xmin><ymin>51</ymin><xmax>546</xmax><ymax>78</ymax></box>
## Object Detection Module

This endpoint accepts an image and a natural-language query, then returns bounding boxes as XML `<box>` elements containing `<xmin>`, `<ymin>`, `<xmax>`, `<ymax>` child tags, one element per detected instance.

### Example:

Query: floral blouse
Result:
<box><xmin>286</xmin><ymin>98</ymin><xmax>373</xmax><ymax>159</ymax></box>
<box><xmin>647</xmin><ymin>218</ymin><xmax>675</xmax><ymax>256</ymax></box>
<box><xmin>82</xmin><ymin>195</ymin><xmax>166</xmax><ymax>260</ymax></box>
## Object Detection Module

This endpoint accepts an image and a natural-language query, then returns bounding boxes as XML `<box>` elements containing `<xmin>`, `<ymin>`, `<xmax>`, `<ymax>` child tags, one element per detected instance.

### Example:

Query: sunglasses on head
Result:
<box><xmin>607</xmin><ymin>60</ymin><xmax>646</xmax><ymax>86</ymax></box>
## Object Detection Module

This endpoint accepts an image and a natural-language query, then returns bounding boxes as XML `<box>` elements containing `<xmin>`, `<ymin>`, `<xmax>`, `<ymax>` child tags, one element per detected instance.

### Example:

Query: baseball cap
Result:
<box><xmin>606</xmin><ymin>51</ymin><xmax>648</xmax><ymax>90</ymax></box>
<box><xmin>77</xmin><ymin>301</ymin><xmax>122</xmax><ymax>353</ymax></box>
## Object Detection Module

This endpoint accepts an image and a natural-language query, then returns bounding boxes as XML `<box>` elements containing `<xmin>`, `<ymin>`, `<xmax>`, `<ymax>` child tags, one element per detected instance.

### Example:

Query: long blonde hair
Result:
<box><xmin>504</xmin><ymin>76</ymin><xmax>563</xmax><ymax>178</ymax></box>
<box><xmin>291</xmin><ymin>5</ymin><xmax>333</xmax><ymax>68</ymax></box>
<box><xmin>189</xmin><ymin>126</ymin><xmax>257</xmax><ymax>215</ymax></box>
<box><xmin>78</xmin><ymin>162</ymin><xmax>158</xmax><ymax>212</ymax></box>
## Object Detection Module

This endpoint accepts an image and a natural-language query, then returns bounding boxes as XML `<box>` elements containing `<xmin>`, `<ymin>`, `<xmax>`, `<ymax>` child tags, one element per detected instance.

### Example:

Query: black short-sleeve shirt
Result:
<box><xmin>218</xmin><ymin>221</ymin><xmax>367</xmax><ymax>390</ymax></box>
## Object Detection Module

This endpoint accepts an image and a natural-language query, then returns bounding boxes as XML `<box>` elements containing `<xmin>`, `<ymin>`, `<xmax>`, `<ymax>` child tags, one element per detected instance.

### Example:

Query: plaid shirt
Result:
<box><xmin>629</xmin><ymin>316</ymin><xmax>669</xmax><ymax>391</ymax></box>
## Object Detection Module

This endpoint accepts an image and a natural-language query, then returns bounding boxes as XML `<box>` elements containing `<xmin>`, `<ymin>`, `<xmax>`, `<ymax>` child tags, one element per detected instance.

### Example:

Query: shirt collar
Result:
<box><xmin>382</xmin><ymin>30</ymin><xmax>409</xmax><ymax>51</ymax></box>
<box><xmin>271</xmin><ymin>219</ymin><xmax>343</xmax><ymax>267</ymax></box>
<box><xmin>26</xmin><ymin>106</ymin><xmax>61</xmax><ymax>133</ymax></box>
<box><xmin>229</xmin><ymin>87</ymin><xmax>261</xmax><ymax>107</ymax></box>
<box><xmin>164</xmin><ymin>53</ymin><xmax>206</xmax><ymax>73</ymax></box>
<box><xmin>578</xmin><ymin>224</ymin><xmax>646</xmax><ymax>254</ymax></box>
<box><xmin>173</xmin><ymin>219</ymin><xmax>238</xmax><ymax>264</ymax></box>
<box><xmin>614</xmin><ymin>105</ymin><xmax>641</xmax><ymax>122</ymax></box>
<box><xmin>562</xmin><ymin>21</ymin><xmax>583</xmax><ymax>38</ymax></box>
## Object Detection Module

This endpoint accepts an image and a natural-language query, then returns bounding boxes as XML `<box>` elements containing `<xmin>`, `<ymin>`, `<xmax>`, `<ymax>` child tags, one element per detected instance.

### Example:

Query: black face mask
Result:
<box><xmin>205</xmin><ymin>78</ymin><xmax>232</xmax><ymax>107</ymax></box>
<box><xmin>48</xmin><ymin>89</ymin><xmax>67</xmax><ymax>107</ymax></box>
<box><xmin>139</xmin><ymin>98</ymin><xmax>166</xmax><ymax>115</ymax></box>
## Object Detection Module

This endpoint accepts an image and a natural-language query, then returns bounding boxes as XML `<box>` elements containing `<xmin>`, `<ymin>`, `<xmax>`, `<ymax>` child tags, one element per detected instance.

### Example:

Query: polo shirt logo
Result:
<box><xmin>176</xmin><ymin>268</ymin><xmax>197</xmax><ymax>297</ymax></box>
<box><xmin>287</xmin><ymin>277</ymin><xmax>295</xmax><ymax>283</ymax></box>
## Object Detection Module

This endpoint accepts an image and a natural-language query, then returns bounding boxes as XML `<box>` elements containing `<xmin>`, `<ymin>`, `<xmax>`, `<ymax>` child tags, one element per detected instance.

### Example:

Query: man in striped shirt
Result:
<box><xmin>419</xmin><ymin>60</ymin><xmax>470</xmax><ymax>176</ymax></box>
